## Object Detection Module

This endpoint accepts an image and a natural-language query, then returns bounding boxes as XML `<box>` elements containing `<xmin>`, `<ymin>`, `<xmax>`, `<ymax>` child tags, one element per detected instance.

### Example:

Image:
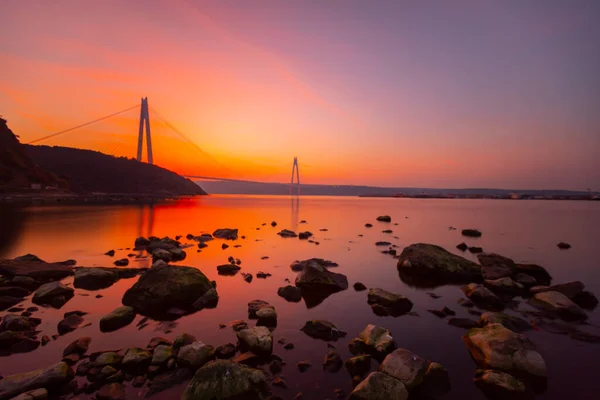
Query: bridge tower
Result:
<box><xmin>290</xmin><ymin>156</ymin><xmax>300</xmax><ymax>195</ymax></box>
<box><xmin>136</xmin><ymin>97</ymin><xmax>153</xmax><ymax>164</ymax></box>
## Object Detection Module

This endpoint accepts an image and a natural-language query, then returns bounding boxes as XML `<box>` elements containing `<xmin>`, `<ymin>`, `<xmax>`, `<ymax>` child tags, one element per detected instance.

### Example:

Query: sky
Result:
<box><xmin>1</xmin><ymin>0</ymin><xmax>599</xmax><ymax>190</ymax></box>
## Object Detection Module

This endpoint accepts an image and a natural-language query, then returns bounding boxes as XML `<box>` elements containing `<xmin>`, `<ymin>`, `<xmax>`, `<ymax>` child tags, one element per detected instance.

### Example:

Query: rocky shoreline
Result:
<box><xmin>0</xmin><ymin>217</ymin><xmax>598</xmax><ymax>400</ymax></box>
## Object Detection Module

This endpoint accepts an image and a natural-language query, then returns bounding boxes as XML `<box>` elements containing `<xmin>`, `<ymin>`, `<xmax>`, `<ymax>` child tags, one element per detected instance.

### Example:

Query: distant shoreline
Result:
<box><xmin>0</xmin><ymin>192</ymin><xmax>204</xmax><ymax>205</ymax></box>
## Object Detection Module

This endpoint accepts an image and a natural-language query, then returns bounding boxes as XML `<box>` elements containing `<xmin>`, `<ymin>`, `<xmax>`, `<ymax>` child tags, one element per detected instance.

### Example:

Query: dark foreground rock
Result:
<box><xmin>0</xmin><ymin>257</ymin><xmax>74</xmax><ymax>282</ymax></box>
<box><xmin>367</xmin><ymin>288</ymin><xmax>413</xmax><ymax>316</ymax></box>
<box><xmin>294</xmin><ymin>258</ymin><xmax>348</xmax><ymax>307</ymax></box>
<box><xmin>474</xmin><ymin>369</ymin><xmax>531</xmax><ymax>400</ymax></box>
<box><xmin>99</xmin><ymin>306</ymin><xmax>136</xmax><ymax>332</ymax></box>
<box><xmin>122</xmin><ymin>265</ymin><xmax>214</xmax><ymax>318</ymax></box>
<box><xmin>0</xmin><ymin>362</ymin><xmax>74</xmax><ymax>399</ymax></box>
<box><xmin>301</xmin><ymin>320</ymin><xmax>347</xmax><ymax>341</ymax></box>
<box><xmin>213</xmin><ymin>229</ymin><xmax>238</xmax><ymax>240</ymax></box>
<box><xmin>277</xmin><ymin>286</ymin><xmax>302</xmax><ymax>302</ymax></box>
<box><xmin>462</xmin><ymin>283</ymin><xmax>504</xmax><ymax>311</ymax></box>
<box><xmin>349</xmin><ymin>371</ymin><xmax>408</xmax><ymax>400</ymax></box>
<box><xmin>73</xmin><ymin>268</ymin><xmax>118</xmax><ymax>290</ymax></box>
<box><xmin>477</xmin><ymin>253</ymin><xmax>516</xmax><ymax>280</ymax></box>
<box><xmin>182</xmin><ymin>360</ymin><xmax>269</xmax><ymax>400</ymax></box>
<box><xmin>397</xmin><ymin>244</ymin><xmax>482</xmax><ymax>286</ymax></box>
<box><xmin>463</xmin><ymin>323</ymin><xmax>547</xmax><ymax>379</ymax></box>
<box><xmin>32</xmin><ymin>282</ymin><xmax>74</xmax><ymax>308</ymax></box>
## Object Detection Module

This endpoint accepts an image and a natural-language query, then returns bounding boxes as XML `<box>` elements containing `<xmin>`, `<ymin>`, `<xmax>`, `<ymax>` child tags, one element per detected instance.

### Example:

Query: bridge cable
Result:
<box><xmin>27</xmin><ymin>104</ymin><xmax>140</xmax><ymax>145</ymax></box>
<box><xmin>148</xmin><ymin>106</ymin><xmax>232</xmax><ymax>172</ymax></box>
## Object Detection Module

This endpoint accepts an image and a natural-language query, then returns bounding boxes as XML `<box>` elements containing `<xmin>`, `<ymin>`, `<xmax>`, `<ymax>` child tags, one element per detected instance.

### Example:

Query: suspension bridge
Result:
<box><xmin>26</xmin><ymin>98</ymin><xmax>301</xmax><ymax>194</ymax></box>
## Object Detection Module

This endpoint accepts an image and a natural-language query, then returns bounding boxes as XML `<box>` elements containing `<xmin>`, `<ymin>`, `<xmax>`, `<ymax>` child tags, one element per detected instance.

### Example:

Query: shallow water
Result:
<box><xmin>1</xmin><ymin>195</ymin><xmax>599</xmax><ymax>399</ymax></box>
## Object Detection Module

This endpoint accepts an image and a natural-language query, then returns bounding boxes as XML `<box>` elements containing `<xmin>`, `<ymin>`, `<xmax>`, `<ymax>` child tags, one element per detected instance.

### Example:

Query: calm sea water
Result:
<box><xmin>1</xmin><ymin>196</ymin><xmax>599</xmax><ymax>399</ymax></box>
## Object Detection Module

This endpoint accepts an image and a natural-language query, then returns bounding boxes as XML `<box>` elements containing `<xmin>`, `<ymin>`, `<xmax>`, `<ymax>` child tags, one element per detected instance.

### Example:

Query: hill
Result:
<box><xmin>24</xmin><ymin>144</ymin><xmax>206</xmax><ymax>195</ymax></box>
<box><xmin>0</xmin><ymin>117</ymin><xmax>67</xmax><ymax>192</ymax></box>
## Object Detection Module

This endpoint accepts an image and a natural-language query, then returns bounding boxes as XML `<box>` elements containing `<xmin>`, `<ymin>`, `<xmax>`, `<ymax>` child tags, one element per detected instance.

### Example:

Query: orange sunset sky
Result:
<box><xmin>1</xmin><ymin>0</ymin><xmax>599</xmax><ymax>190</ymax></box>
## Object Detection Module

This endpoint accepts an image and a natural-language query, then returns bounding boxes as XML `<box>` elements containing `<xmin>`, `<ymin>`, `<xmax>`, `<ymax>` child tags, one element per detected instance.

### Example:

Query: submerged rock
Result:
<box><xmin>32</xmin><ymin>282</ymin><xmax>74</xmax><ymax>307</ymax></box>
<box><xmin>278</xmin><ymin>229</ymin><xmax>297</xmax><ymax>238</ymax></box>
<box><xmin>528</xmin><ymin>291</ymin><xmax>587</xmax><ymax>321</ymax></box>
<box><xmin>217</xmin><ymin>264</ymin><xmax>241</xmax><ymax>275</ymax></box>
<box><xmin>514</xmin><ymin>264</ymin><xmax>552</xmax><ymax>286</ymax></box>
<box><xmin>367</xmin><ymin>288</ymin><xmax>413</xmax><ymax>316</ymax></box>
<box><xmin>376</xmin><ymin>216</ymin><xmax>392</xmax><ymax>222</ymax></box>
<box><xmin>463</xmin><ymin>323</ymin><xmax>547</xmax><ymax>378</ymax></box>
<box><xmin>213</xmin><ymin>228</ymin><xmax>238</xmax><ymax>240</ymax></box>
<box><xmin>57</xmin><ymin>314</ymin><xmax>84</xmax><ymax>335</ymax></box>
<box><xmin>349</xmin><ymin>371</ymin><xmax>408</xmax><ymax>400</ymax></box>
<box><xmin>557</xmin><ymin>242</ymin><xmax>571</xmax><ymax>249</ymax></box>
<box><xmin>478</xmin><ymin>312</ymin><xmax>533</xmax><ymax>333</ymax></box>
<box><xmin>63</xmin><ymin>337</ymin><xmax>91</xmax><ymax>357</ymax></box>
<box><xmin>73</xmin><ymin>268</ymin><xmax>118</xmax><ymax>290</ymax></box>
<box><xmin>448</xmin><ymin>318</ymin><xmax>478</xmax><ymax>329</ymax></box>
<box><xmin>0</xmin><ymin>331</ymin><xmax>40</xmax><ymax>355</ymax></box>
<box><xmin>295</xmin><ymin>259</ymin><xmax>348</xmax><ymax>291</ymax></box>
<box><xmin>354</xmin><ymin>282</ymin><xmax>367</xmax><ymax>291</ymax></box>
<box><xmin>462</xmin><ymin>229</ymin><xmax>482</xmax><ymax>237</ymax></box>
<box><xmin>474</xmin><ymin>369</ymin><xmax>530</xmax><ymax>400</ymax></box>
<box><xmin>298</xmin><ymin>232</ymin><xmax>313</xmax><ymax>240</ymax></box>
<box><xmin>182</xmin><ymin>360</ymin><xmax>269</xmax><ymax>400</ymax></box>
<box><xmin>301</xmin><ymin>320</ymin><xmax>347</xmax><ymax>341</ymax></box>
<box><xmin>462</xmin><ymin>283</ymin><xmax>504</xmax><ymax>311</ymax></box>
<box><xmin>100</xmin><ymin>306</ymin><xmax>136</xmax><ymax>332</ymax></box>
<box><xmin>397</xmin><ymin>243</ymin><xmax>482</xmax><ymax>286</ymax></box>
<box><xmin>122</xmin><ymin>265</ymin><xmax>213</xmax><ymax>318</ymax></box>
<box><xmin>0</xmin><ymin>362</ymin><xmax>74</xmax><ymax>399</ymax></box>
<box><xmin>484</xmin><ymin>277</ymin><xmax>524</xmax><ymax>292</ymax></box>
<box><xmin>277</xmin><ymin>286</ymin><xmax>302</xmax><ymax>302</ymax></box>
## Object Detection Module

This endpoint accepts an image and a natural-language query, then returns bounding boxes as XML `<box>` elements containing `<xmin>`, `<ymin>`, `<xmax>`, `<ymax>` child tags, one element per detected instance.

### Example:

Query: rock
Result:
<box><xmin>353</xmin><ymin>282</ymin><xmax>367</xmax><ymax>291</ymax></box>
<box><xmin>135</xmin><ymin>237</ymin><xmax>150</xmax><ymax>247</ymax></box>
<box><xmin>122</xmin><ymin>265</ymin><xmax>213</xmax><ymax>317</ymax></box>
<box><xmin>271</xmin><ymin>221</ymin><xmax>277</xmax><ymax>227</ymax></box>
<box><xmin>278</xmin><ymin>229</ymin><xmax>297</xmax><ymax>238</ymax></box>
<box><xmin>169</xmin><ymin>248</ymin><xmax>187</xmax><ymax>262</ymax></box>
<box><xmin>181</xmin><ymin>360</ymin><xmax>269</xmax><ymax>400</ymax></box>
<box><xmin>295</xmin><ymin>259</ymin><xmax>348</xmax><ymax>292</ymax></box>
<box><xmin>9</xmin><ymin>277</ymin><xmax>38</xmax><ymax>290</ymax></box>
<box><xmin>122</xmin><ymin>348</ymin><xmax>152</xmax><ymax>368</ymax></box>
<box><xmin>0</xmin><ymin>258</ymin><xmax>74</xmax><ymax>282</ymax></box>
<box><xmin>284</xmin><ymin>343</ymin><xmax>294</xmax><ymax>350</ymax></box>
<box><xmin>469</xmin><ymin>246</ymin><xmax>483</xmax><ymax>254</ymax></box>
<box><xmin>232</xmin><ymin>352</ymin><xmax>260</xmax><ymax>366</ymax></box>
<box><xmin>301</xmin><ymin>320</ymin><xmax>346</xmax><ymax>341</ymax></box>
<box><xmin>479</xmin><ymin>312</ymin><xmax>533</xmax><ymax>333</ymax></box>
<box><xmin>298</xmin><ymin>232</ymin><xmax>313</xmax><ymax>240</ymax></box>
<box><xmin>557</xmin><ymin>242</ymin><xmax>571</xmax><ymax>249</ymax></box>
<box><xmin>345</xmin><ymin>355</ymin><xmax>371</xmax><ymax>377</ymax></box>
<box><xmin>63</xmin><ymin>337</ymin><xmax>91</xmax><ymax>356</ymax></box>
<box><xmin>73</xmin><ymin>268</ymin><xmax>118</xmax><ymax>290</ymax></box>
<box><xmin>152</xmin><ymin>249</ymin><xmax>172</xmax><ymax>263</ymax></box>
<box><xmin>463</xmin><ymin>323</ymin><xmax>546</xmax><ymax>378</ymax></box>
<box><xmin>530</xmin><ymin>281</ymin><xmax>584</xmax><ymax>298</ymax></box>
<box><xmin>462</xmin><ymin>283</ymin><xmax>504</xmax><ymax>310</ymax></box>
<box><xmin>291</xmin><ymin>258</ymin><xmax>338</xmax><ymax>271</ymax></box>
<box><xmin>474</xmin><ymin>369</ymin><xmax>529</xmax><ymax>400</ymax></box>
<box><xmin>217</xmin><ymin>264</ymin><xmax>241</xmax><ymax>275</ymax></box>
<box><xmin>227</xmin><ymin>320</ymin><xmax>248</xmax><ymax>332</ymax></box>
<box><xmin>448</xmin><ymin>318</ymin><xmax>478</xmax><ymax>329</ymax></box>
<box><xmin>0</xmin><ymin>362</ymin><xmax>74</xmax><ymax>399</ymax></box>
<box><xmin>377</xmin><ymin>216</ymin><xmax>391</xmax><ymax>222</ymax></box>
<box><xmin>365</xmin><ymin>223</ymin><xmax>373</xmax><ymax>228</ymax></box>
<box><xmin>100</xmin><ymin>306</ymin><xmax>136</xmax><ymax>332</ymax></box>
<box><xmin>177</xmin><ymin>341</ymin><xmax>215</xmax><ymax>369</ymax></box>
<box><xmin>484</xmin><ymin>277</ymin><xmax>524</xmax><ymax>292</ymax></box>
<box><xmin>0</xmin><ymin>331</ymin><xmax>40</xmax><ymax>355</ymax></box>
<box><xmin>323</xmin><ymin>350</ymin><xmax>343</xmax><ymax>372</ymax></box>
<box><xmin>277</xmin><ymin>286</ymin><xmax>302</xmax><ymax>302</ymax></box>
<box><xmin>174</xmin><ymin>333</ymin><xmax>197</xmax><ymax>351</ymax></box>
<box><xmin>215</xmin><ymin>343</ymin><xmax>237</xmax><ymax>359</ymax></box>
<box><xmin>0</xmin><ymin>296</ymin><xmax>23</xmax><ymax>311</ymax></box>
<box><xmin>375</xmin><ymin>241</ymin><xmax>391</xmax><ymax>246</ymax></box>
<box><xmin>241</xmin><ymin>273</ymin><xmax>253</xmax><ymax>283</ymax></box>
<box><xmin>213</xmin><ymin>229</ymin><xmax>239</xmax><ymax>240</ymax></box>
<box><xmin>192</xmin><ymin>288</ymin><xmax>219</xmax><ymax>310</ymax></box>
<box><xmin>0</xmin><ymin>315</ymin><xmax>40</xmax><ymax>332</ymax></box>
<box><xmin>256</xmin><ymin>307</ymin><xmax>277</xmax><ymax>325</ymax></box>
<box><xmin>237</xmin><ymin>327</ymin><xmax>272</xmax><ymax>355</ymax></box>
<box><xmin>477</xmin><ymin>253</ymin><xmax>516</xmax><ymax>280</ymax></box>
<box><xmin>94</xmin><ymin>352</ymin><xmax>123</xmax><ymax>366</ymax></box>
<box><xmin>296</xmin><ymin>360</ymin><xmax>312</xmax><ymax>372</ymax></box>
<box><xmin>378</xmin><ymin>349</ymin><xmax>450</xmax><ymax>396</ymax></box>
<box><xmin>359</xmin><ymin>324</ymin><xmax>395</xmax><ymax>355</ymax></box>
<box><xmin>349</xmin><ymin>371</ymin><xmax>408</xmax><ymax>400</ymax></box>
<box><xmin>528</xmin><ymin>291</ymin><xmax>587</xmax><ymax>320</ymax></box>
<box><xmin>147</xmin><ymin>368</ymin><xmax>193</xmax><ymax>397</ymax></box>
<box><xmin>514</xmin><ymin>273</ymin><xmax>537</xmax><ymax>288</ymax></box>
<box><xmin>221</xmin><ymin>243</ymin><xmax>229</xmax><ymax>250</ymax></box>
<box><xmin>148</xmin><ymin>336</ymin><xmax>172</xmax><ymax>348</ymax></box>
<box><xmin>427</xmin><ymin>306</ymin><xmax>455</xmax><ymax>318</ymax></box>
<box><xmin>462</xmin><ymin>229</ymin><xmax>482</xmax><ymax>237</ymax></box>
<box><xmin>397</xmin><ymin>243</ymin><xmax>482</xmax><ymax>285</ymax></box>
<box><xmin>571</xmin><ymin>331</ymin><xmax>600</xmax><ymax>343</ymax></box>
<box><xmin>9</xmin><ymin>388</ymin><xmax>48</xmax><ymax>400</ymax></box>
<box><xmin>105</xmin><ymin>250</ymin><xmax>116</xmax><ymax>257</ymax></box>
<box><xmin>247</xmin><ymin>300</ymin><xmax>273</xmax><ymax>318</ymax></box>
<box><xmin>514</xmin><ymin>264</ymin><xmax>552</xmax><ymax>286</ymax></box>
<box><xmin>132</xmin><ymin>375</ymin><xmax>146</xmax><ymax>387</ymax></box>
<box><xmin>256</xmin><ymin>272</ymin><xmax>271</xmax><ymax>279</ymax></box>
<box><xmin>96</xmin><ymin>382</ymin><xmax>126</xmax><ymax>400</ymax></box>
<box><xmin>456</xmin><ymin>242</ymin><xmax>468</xmax><ymax>252</ymax></box>
<box><xmin>32</xmin><ymin>282</ymin><xmax>74</xmax><ymax>307</ymax></box>
<box><xmin>0</xmin><ymin>287</ymin><xmax>30</xmax><ymax>298</ymax></box>
<box><xmin>572</xmin><ymin>290</ymin><xmax>599</xmax><ymax>309</ymax></box>
<box><xmin>113</xmin><ymin>258</ymin><xmax>129</xmax><ymax>267</ymax></box>
<box><xmin>367</xmin><ymin>288</ymin><xmax>413</xmax><ymax>316</ymax></box>
<box><xmin>57</xmin><ymin>314</ymin><xmax>84</xmax><ymax>335</ymax></box>
<box><xmin>40</xmin><ymin>336</ymin><xmax>50</xmax><ymax>346</ymax></box>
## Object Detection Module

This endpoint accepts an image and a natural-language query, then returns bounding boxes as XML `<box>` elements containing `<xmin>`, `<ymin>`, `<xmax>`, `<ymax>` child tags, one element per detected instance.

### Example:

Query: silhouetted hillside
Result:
<box><xmin>25</xmin><ymin>145</ymin><xmax>206</xmax><ymax>195</ymax></box>
<box><xmin>0</xmin><ymin>117</ymin><xmax>66</xmax><ymax>191</ymax></box>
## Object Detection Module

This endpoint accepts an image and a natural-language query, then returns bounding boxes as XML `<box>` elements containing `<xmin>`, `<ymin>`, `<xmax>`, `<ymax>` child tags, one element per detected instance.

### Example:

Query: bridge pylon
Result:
<box><xmin>290</xmin><ymin>156</ymin><xmax>300</xmax><ymax>195</ymax></box>
<box><xmin>136</xmin><ymin>97</ymin><xmax>153</xmax><ymax>164</ymax></box>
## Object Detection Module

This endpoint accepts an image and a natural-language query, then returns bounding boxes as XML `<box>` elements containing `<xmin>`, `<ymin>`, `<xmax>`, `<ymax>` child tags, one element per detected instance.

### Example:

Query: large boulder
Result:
<box><xmin>237</xmin><ymin>327</ymin><xmax>272</xmax><ymax>355</ymax></box>
<box><xmin>99</xmin><ymin>306</ymin><xmax>136</xmax><ymax>332</ymax></box>
<box><xmin>528</xmin><ymin>291</ymin><xmax>587</xmax><ymax>321</ymax></box>
<box><xmin>0</xmin><ymin>362</ymin><xmax>74</xmax><ymax>399</ymax></box>
<box><xmin>301</xmin><ymin>320</ymin><xmax>347</xmax><ymax>341</ymax></box>
<box><xmin>192</xmin><ymin>288</ymin><xmax>219</xmax><ymax>310</ymax></box>
<box><xmin>367</xmin><ymin>288</ymin><xmax>413</xmax><ymax>317</ymax></box>
<box><xmin>182</xmin><ymin>360</ymin><xmax>269</xmax><ymax>400</ymax></box>
<box><xmin>349</xmin><ymin>371</ymin><xmax>408</xmax><ymax>400</ymax></box>
<box><xmin>378</xmin><ymin>348</ymin><xmax>450</xmax><ymax>396</ymax></box>
<box><xmin>177</xmin><ymin>342</ymin><xmax>215</xmax><ymax>369</ymax></box>
<box><xmin>462</xmin><ymin>283</ymin><xmax>504</xmax><ymax>310</ymax></box>
<box><xmin>73</xmin><ymin>268</ymin><xmax>118</xmax><ymax>290</ymax></box>
<box><xmin>31</xmin><ymin>282</ymin><xmax>74</xmax><ymax>307</ymax></box>
<box><xmin>463</xmin><ymin>324</ymin><xmax>547</xmax><ymax>378</ymax></box>
<box><xmin>477</xmin><ymin>253</ymin><xmax>516</xmax><ymax>280</ymax></box>
<box><xmin>397</xmin><ymin>244</ymin><xmax>482</xmax><ymax>286</ymax></box>
<box><xmin>122</xmin><ymin>265</ymin><xmax>213</xmax><ymax>318</ymax></box>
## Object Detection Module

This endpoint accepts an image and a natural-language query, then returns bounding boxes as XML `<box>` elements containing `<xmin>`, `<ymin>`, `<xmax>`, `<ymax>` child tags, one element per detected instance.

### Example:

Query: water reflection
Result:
<box><xmin>0</xmin><ymin>204</ymin><xmax>25</xmax><ymax>256</ymax></box>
